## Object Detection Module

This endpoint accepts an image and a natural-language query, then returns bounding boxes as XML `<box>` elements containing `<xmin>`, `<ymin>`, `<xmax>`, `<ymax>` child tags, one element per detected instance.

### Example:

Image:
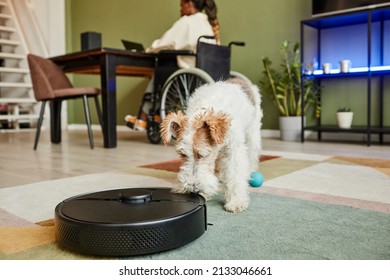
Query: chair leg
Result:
<box><xmin>94</xmin><ymin>95</ymin><xmax>103</xmax><ymax>130</ymax></box>
<box><xmin>82</xmin><ymin>95</ymin><xmax>94</xmax><ymax>149</ymax></box>
<box><xmin>34</xmin><ymin>101</ymin><xmax>46</xmax><ymax>150</ymax></box>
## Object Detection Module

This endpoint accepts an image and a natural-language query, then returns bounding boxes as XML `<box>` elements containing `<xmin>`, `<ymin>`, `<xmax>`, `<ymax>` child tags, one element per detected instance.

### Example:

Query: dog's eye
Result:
<box><xmin>194</xmin><ymin>151</ymin><xmax>204</xmax><ymax>160</ymax></box>
<box><xmin>178</xmin><ymin>152</ymin><xmax>187</xmax><ymax>159</ymax></box>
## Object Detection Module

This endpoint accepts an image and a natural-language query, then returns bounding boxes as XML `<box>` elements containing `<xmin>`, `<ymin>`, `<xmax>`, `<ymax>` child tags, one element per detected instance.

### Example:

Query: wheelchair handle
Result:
<box><xmin>198</xmin><ymin>35</ymin><xmax>216</xmax><ymax>43</ymax></box>
<box><xmin>229</xmin><ymin>41</ymin><xmax>246</xmax><ymax>47</ymax></box>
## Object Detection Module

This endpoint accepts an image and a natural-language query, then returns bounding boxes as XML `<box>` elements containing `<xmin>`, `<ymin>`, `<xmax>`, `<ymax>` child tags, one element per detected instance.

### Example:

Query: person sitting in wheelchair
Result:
<box><xmin>125</xmin><ymin>0</ymin><xmax>219</xmax><ymax>131</ymax></box>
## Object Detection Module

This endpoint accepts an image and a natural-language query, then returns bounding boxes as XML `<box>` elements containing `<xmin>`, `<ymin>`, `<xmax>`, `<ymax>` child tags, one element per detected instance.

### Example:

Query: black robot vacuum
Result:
<box><xmin>54</xmin><ymin>188</ymin><xmax>207</xmax><ymax>257</ymax></box>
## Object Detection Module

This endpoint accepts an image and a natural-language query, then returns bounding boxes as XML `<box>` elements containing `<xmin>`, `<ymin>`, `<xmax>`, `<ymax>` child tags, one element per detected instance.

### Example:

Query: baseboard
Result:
<box><xmin>68</xmin><ymin>124</ymin><xmax>142</xmax><ymax>133</ymax></box>
<box><xmin>69</xmin><ymin>125</ymin><xmax>284</xmax><ymax>137</ymax></box>
<box><xmin>261</xmin><ymin>129</ymin><xmax>314</xmax><ymax>139</ymax></box>
<box><xmin>67</xmin><ymin>124</ymin><xmax>389</xmax><ymax>143</ymax></box>
<box><xmin>306</xmin><ymin>131</ymin><xmax>390</xmax><ymax>143</ymax></box>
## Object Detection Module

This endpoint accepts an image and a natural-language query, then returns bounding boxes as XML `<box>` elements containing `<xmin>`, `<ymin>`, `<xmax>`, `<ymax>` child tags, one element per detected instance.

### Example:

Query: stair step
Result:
<box><xmin>0</xmin><ymin>38</ymin><xmax>20</xmax><ymax>46</ymax></box>
<box><xmin>0</xmin><ymin>26</ymin><xmax>16</xmax><ymax>32</ymax></box>
<box><xmin>0</xmin><ymin>98</ymin><xmax>36</xmax><ymax>104</ymax></box>
<box><xmin>0</xmin><ymin>67</ymin><xmax>29</xmax><ymax>74</ymax></box>
<box><xmin>0</xmin><ymin>13</ymin><xmax>12</xmax><ymax>19</ymax></box>
<box><xmin>0</xmin><ymin>114</ymin><xmax>39</xmax><ymax>121</ymax></box>
<box><xmin>0</xmin><ymin>52</ymin><xmax>25</xmax><ymax>59</ymax></box>
<box><xmin>0</xmin><ymin>82</ymin><xmax>32</xmax><ymax>88</ymax></box>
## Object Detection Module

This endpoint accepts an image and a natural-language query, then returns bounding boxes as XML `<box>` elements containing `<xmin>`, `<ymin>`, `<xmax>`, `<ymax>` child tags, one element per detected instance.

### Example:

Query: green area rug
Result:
<box><xmin>1</xmin><ymin>152</ymin><xmax>389</xmax><ymax>260</ymax></box>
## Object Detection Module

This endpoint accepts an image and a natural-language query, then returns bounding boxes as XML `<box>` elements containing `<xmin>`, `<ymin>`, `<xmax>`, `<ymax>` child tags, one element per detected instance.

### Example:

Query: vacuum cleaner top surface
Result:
<box><xmin>55</xmin><ymin>188</ymin><xmax>207</xmax><ymax>257</ymax></box>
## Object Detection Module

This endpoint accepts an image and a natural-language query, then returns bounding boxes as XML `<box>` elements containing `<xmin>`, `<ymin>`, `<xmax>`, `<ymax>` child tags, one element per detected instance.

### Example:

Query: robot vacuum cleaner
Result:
<box><xmin>54</xmin><ymin>187</ymin><xmax>207</xmax><ymax>257</ymax></box>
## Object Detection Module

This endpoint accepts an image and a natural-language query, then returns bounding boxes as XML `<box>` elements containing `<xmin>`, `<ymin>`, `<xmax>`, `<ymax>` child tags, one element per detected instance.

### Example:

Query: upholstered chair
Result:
<box><xmin>27</xmin><ymin>53</ymin><xmax>102</xmax><ymax>149</ymax></box>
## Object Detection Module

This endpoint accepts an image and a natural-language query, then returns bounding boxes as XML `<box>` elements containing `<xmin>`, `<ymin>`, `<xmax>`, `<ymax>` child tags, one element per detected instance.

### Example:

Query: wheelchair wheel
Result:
<box><xmin>229</xmin><ymin>70</ymin><xmax>253</xmax><ymax>86</ymax></box>
<box><xmin>146</xmin><ymin>119</ymin><xmax>162</xmax><ymax>144</ymax></box>
<box><xmin>160</xmin><ymin>68</ymin><xmax>214</xmax><ymax>120</ymax></box>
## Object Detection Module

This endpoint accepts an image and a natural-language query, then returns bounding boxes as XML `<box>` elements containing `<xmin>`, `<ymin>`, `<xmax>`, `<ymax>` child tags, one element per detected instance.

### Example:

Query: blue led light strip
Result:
<box><xmin>311</xmin><ymin>65</ymin><xmax>390</xmax><ymax>75</ymax></box>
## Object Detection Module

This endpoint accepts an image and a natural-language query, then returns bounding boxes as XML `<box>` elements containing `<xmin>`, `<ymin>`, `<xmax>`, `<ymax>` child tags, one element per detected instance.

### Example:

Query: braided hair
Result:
<box><xmin>189</xmin><ymin>0</ymin><xmax>220</xmax><ymax>43</ymax></box>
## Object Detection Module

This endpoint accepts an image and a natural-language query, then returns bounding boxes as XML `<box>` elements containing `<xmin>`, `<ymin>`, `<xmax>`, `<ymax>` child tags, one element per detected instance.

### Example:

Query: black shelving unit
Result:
<box><xmin>300</xmin><ymin>6</ymin><xmax>390</xmax><ymax>145</ymax></box>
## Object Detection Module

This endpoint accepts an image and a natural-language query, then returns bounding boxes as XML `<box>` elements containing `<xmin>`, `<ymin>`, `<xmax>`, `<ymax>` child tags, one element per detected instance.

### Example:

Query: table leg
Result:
<box><xmin>50</xmin><ymin>100</ymin><xmax>62</xmax><ymax>144</ymax></box>
<box><xmin>100</xmin><ymin>54</ymin><xmax>117</xmax><ymax>148</ymax></box>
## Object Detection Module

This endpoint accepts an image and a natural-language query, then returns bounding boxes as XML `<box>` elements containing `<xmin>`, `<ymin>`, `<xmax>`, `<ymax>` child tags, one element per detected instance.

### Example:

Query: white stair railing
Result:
<box><xmin>23</xmin><ymin>0</ymin><xmax>49</xmax><ymax>56</ymax></box>
<box><xmin>0</xmin><ymin>0</ymin><xmax>37</xmax><ymax>131</ymax></box>
<box><xmin>0</xmin><ymin>0</ymin><xmax>65</xmax><ymax>132</ymax></box>
<box><xmin>5</xmin><ymin>0</ymin><xmax>29</xmax><ymax>54</ymax></box>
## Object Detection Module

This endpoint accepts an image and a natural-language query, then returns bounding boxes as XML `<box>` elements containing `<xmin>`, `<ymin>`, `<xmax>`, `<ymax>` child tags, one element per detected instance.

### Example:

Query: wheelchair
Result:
<box><xmin>136</xmin><ymin>36</ymin><xmax>252</xmax><ymax>144</ymax></box>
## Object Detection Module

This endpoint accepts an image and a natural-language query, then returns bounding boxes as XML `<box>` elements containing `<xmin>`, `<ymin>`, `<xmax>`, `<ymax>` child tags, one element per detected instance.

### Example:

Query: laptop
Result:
<box><xmin>121</xmin><ymin>39</ymin><xmax>145</xmax><ymax>52</ymax></box>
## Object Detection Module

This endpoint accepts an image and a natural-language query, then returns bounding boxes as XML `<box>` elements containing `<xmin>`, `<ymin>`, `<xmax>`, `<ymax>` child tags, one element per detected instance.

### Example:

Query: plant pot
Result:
<box><xmin>279</xmin><ymin>116</ymin><xmax>305</xmax><ymax>142</ymax></box>
<box><xmin>336</xmin><ymin>112</ymin><xmax>353</xmax><ymax>128</ymax></box>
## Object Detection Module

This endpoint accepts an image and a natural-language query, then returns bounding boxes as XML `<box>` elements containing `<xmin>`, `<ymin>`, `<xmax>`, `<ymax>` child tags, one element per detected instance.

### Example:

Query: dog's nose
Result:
<box><xmin>191</xmin><ymin>185</ymin><xmax>201</xmax><ymax>194</ymax></box>
<box><xmin>186</xmin><ymin>183</ymin><xmax>199</xmax><ymax>194</ymax></box>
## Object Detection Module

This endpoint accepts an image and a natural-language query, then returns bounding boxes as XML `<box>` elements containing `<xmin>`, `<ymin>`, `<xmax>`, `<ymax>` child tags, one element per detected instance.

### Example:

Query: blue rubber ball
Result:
<box><xmin>249</xmin><ymin>172</ymin><xmax>264</xmax><ymax>188</ymax></box>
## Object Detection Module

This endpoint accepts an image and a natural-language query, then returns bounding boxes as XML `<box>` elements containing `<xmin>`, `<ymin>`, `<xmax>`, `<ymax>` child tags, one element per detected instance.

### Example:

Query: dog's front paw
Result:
<box><xmin>171</xmin><ymin>184</ymin><xmax>198</xmax><ymax>194</ymax></box>
<box><xmin>199</xmin><ymin>192</ymin><xmax>213</xmax><ymax>201</ymax></box>
<box><xmin>170</xmin><ymin>184</ymin><xmax>189</xmax><ymax>194</ymax></box>
<box><xmin>224</xmin><ymin>199</ymin><xmax>249</xmax><ymax>213</ymax></box>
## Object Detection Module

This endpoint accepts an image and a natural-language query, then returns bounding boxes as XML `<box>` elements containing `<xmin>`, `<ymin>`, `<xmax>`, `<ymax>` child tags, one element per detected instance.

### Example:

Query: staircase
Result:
<box><xmin>0</xmin><ymin>0</ymin><xmax>37</xmax><ymax>131</ymax></box>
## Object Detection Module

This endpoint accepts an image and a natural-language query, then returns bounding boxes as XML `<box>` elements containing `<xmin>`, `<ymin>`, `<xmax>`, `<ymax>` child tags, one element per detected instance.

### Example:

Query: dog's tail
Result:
<box><xmin>227</xmin><ymin>76</ymin><xmax>263</xmax><ymax>166</ymax></box>
<box><xmin>227</xmin><ymin>76</ymin><xmax>261</xmax><ymax>110</ymax></box>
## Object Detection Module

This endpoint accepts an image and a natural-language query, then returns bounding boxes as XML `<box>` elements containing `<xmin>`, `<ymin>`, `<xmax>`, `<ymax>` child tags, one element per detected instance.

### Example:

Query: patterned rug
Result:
<box><xmin>1</xmin><ymin>151</ymin><xmax>389</xmax><ymax>260</ymax></box>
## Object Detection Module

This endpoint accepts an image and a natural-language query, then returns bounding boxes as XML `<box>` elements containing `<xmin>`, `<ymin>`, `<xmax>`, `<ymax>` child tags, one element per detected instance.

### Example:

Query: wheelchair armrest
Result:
<box><xmin>158</xmin><ymin>50</ymin><xmax>195</xmax><ymax>58</ymax></box>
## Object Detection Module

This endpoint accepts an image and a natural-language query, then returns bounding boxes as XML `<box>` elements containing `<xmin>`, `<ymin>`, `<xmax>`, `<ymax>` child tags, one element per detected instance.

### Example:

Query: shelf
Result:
<box><xmin>304</xmin><ymin>125</ymin><xmax>390</xmax><ymax>134</ymax></box>
<box><xmin>304</xmin><ymin>67</ymin><xmax>390</xmax><ymax>78</ymax></box>
<box><xmin>300</xmin><ymin>6</ymin><xmax>390</xmax><ymax>145</ymax></box>
<box><xmin>302</xmin><ymin>6</ymin><xmax>390</xmax><ymax>29</ymax></box>
<box><xmin>303</xmin><ymin>11</ymin><xmax>369</xmax><ymax>29</ymax></box>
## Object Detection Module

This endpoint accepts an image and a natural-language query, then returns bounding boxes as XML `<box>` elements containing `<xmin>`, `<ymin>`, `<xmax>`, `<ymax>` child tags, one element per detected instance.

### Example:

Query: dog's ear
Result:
<box><xmin>160</xmin><ymin>111</ymin><xmax>187</xmax><ymax>145</ymax></box>
<box><xmin>194</xmin><ymin>111</ymin><xmax>231</xmax><ymax>145</ymax></box>
<box><xmin>205</xmin><ymin>111</ymin><xmax>231</xmax><ymax>144</ymax></box>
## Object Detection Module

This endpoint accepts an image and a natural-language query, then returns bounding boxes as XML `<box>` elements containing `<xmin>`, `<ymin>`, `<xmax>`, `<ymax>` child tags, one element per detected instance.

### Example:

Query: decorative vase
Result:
<box><xmin>336</xmin><ymin>112</ymin><xmax>353</xmax><ymax>128</ymax></box>
<box><xmin>279</xmin><ymin>116</ymin><xmax>305</xmax><ymax>142</ymax></box>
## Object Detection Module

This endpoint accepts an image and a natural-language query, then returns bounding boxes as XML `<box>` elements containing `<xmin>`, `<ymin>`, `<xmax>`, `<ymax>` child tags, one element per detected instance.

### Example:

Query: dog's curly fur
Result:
<box><xmin>160</xmin><ymin>78</ymin><xmax>262</xmax><ymax>212</ymax></box>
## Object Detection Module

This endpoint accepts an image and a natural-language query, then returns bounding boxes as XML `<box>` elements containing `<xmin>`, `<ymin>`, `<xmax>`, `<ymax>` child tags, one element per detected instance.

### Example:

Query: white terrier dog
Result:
<box><xmin>160</xmin><ymin>78</ymin><xmax>262</xmax><ymax>213</ymax></box>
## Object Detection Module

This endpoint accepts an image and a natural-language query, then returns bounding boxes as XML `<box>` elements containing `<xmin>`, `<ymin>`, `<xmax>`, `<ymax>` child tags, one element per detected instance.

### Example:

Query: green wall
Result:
<box><xmin>65</xmin><ymin>0</ymin><xmax>313</xmax><ymax>129</ymax></box>
<box><xmin>66</xmin><ymin>0</ymin><xmax>390</xmax><ymax>129</ymax></box>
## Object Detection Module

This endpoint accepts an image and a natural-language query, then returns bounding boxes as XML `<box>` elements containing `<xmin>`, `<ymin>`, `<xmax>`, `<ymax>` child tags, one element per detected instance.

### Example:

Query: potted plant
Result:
<box><xmin>260</xmin><ymin>41</ymin><xmax>320</xmax><ymax>141</ymax></box>
<box><xmin>336</xmin><ymin>107</ymin><xmax>353</xmax><ymax>129</ymax></box>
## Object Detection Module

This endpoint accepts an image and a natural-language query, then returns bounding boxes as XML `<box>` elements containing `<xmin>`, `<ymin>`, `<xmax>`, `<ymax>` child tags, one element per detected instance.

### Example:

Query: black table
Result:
<box><xmin>51</xmin><ymin>48</ymin><xmax>156</xmax><ymax>148</ymax></box>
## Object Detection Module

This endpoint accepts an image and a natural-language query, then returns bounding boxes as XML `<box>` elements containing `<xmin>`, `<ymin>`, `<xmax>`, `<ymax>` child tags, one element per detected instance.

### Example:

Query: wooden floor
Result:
<box><xmin>0</xmin><ymin>128</ymin><xmax>389</xmax><ymax>189</ymax></box>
